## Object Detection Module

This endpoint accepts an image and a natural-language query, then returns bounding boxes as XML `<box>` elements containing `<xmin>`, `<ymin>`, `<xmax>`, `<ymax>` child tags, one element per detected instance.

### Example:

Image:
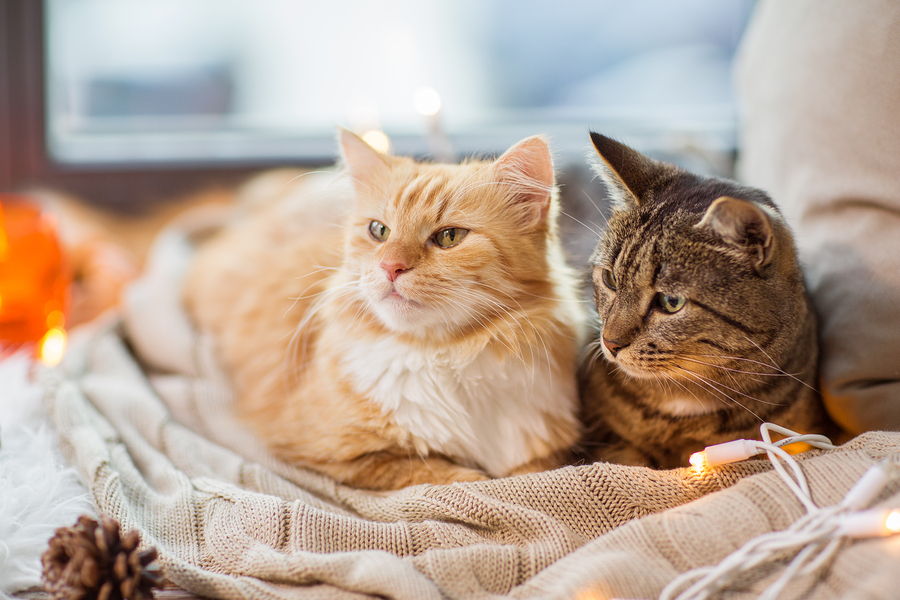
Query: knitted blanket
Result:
<box><xmin>40</xmin><ymin>222</ymin><xmax>900</xmax><ymax>600</ymax></box>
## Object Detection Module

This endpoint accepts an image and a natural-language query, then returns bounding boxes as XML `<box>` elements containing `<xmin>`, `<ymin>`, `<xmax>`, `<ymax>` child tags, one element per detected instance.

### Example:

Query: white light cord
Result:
<box><xmin>661</xmin><ymin>423</ymin><xmax>899</xmax><ymax>600</ymax></box>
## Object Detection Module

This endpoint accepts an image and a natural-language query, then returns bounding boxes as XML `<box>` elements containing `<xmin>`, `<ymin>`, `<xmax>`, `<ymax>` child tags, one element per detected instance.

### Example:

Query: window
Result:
<box><xmin>3</xmin><ymin>0</ymin><xmax>753</xmax><ymax>207</ymax></box>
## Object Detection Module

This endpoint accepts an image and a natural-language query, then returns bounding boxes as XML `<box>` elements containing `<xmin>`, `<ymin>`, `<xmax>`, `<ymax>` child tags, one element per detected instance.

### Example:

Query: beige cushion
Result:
<box><xmin>736</xmin><ymin>0</ymin><xmax>900</xmax><ymax>435</ymax></box>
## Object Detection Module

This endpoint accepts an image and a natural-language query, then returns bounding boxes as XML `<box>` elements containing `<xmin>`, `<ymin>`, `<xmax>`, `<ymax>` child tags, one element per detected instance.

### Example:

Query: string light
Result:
<box><xmin>688</xmin><ymin>425</ymin><xmax>837</xmax><ymax>471</ymax></box>
<box><xmin>38</xmin><ymin>326</ymin><xmax>67</xmax><ymax>367</ymax></box>
<box><xmin>0</xmin><ymin>197</ymin><xmax>69</xmax><ymax>359</ymax></box>
<box><xmin>886</xmin><ymin>509</ymin><xmax>900</xmax><ymax>533</ymax></box>
<box><xmin>689</xmin><ymin>451</ymin><xmax>707</xmax><ymax>472</ymax></box>
<box><xmin>663</xmin><ymin>424</ymin><xmax>900</xmax><ymax>600</ymax></box>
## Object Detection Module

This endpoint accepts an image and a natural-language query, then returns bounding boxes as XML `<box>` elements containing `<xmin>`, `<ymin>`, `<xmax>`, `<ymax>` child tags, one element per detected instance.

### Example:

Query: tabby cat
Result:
<box><xmin>183</xmin><ymin>129</ymin><xmax>586</xmax><ymax>490</ymax></box>
<box><xmin>579</xmin><ymin>132</ymin><xmax>835</xmax><ymax>469</ymax></box>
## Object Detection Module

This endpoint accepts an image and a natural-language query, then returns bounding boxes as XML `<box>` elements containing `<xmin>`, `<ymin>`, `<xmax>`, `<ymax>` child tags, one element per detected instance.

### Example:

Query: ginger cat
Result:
<box><xmin>184</xmin><ymin>129</ymin><xmax>586</xmax><ymax>490</ymax></box>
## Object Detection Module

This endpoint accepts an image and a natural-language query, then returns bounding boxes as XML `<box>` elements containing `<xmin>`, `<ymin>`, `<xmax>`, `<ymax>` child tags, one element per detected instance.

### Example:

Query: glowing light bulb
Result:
<box><xmin>38</xmin><ymin>327</ymin><xmax>67</xmax><ymax>367</ymax></box>
<box><xmin>574</xmin><ymin>587</ymin><xmax>613</xmax><ymax>600</ymax></box>
<box><xmin>689</xmin><ymin>451</ymin><xmax>707</xmax><ymax>472</ymax></box>
<box><xmin>885</xmin><ymin>510</ymin><xmax>900</xmax><ymax>534</ymax></box>
<box><xmin>413</xmin><ymin>86</ymin><xmax>442</xmax><ymax>116</ymax></box>
<box><xmin>362</xmin><ymin>130</ymin><xmax>390</xmax><ymax>154</ymax></box>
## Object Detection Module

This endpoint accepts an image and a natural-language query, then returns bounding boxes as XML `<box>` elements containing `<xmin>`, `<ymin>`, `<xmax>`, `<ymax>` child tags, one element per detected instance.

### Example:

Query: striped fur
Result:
<box><xmin>578</xmin><ymin>133</ymin><xmax>836</xmax><ymax>468</ymax></box>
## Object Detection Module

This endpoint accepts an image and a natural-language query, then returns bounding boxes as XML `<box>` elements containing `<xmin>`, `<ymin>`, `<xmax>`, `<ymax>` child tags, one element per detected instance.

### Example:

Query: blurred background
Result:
<box><xmin>0</xmin><ymin>0</ymin><xmax>755</xmax><ymax>355</ymax></box>
<box><xmin>3</xmin><ymin>0</ymin><xmax>754</xmax><ymax>208</ymax></box>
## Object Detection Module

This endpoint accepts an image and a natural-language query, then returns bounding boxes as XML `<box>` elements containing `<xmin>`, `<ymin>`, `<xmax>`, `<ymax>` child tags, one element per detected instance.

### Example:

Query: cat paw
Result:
<box><xmin>429</xmin><ymin>466</ymin><xmax>491</xmax><ymax>485</ymax></box>
<box><xmin>593</xmin><ymin>444</ymin><xmax>655</xmax><ymax>467</ymax></box>
<box><xmin>506</xmin><ymin>451</ymin><xmax>571</xmax><ymax>476</ymax></box>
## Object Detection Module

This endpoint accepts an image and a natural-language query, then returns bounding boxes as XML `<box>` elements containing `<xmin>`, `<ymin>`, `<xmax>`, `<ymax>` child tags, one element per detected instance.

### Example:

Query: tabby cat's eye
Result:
<box><xmin>368</xmin><ymin>220</ymin><xmax>390</xmax><ymax>242</ymax></box>
<box><xmin>433</xmin><ymin>227</ymin><xmax>468</xmax><ymax>248</ymax></box>
<box><xmin>601</xmin><ymin>268</ymin><xmax>618</xmax><ymax>291</ymax></box>
<box><xmin>656</xmin><ymin>293</ymin><xmax>686</xmax><ymax>313</ymax></box>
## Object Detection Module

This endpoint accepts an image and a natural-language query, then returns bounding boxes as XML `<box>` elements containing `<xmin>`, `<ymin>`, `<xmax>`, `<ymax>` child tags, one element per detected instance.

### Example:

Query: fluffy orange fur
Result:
<box><xmin>183</xmin><ymin>130</ymin><xmax>585</xmax><ymax>490</ymax></box>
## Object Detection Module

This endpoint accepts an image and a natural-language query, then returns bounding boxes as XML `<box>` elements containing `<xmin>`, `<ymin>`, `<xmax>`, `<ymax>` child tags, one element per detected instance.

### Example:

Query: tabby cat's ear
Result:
<box><xmin>338</xmin><ymin>127</ymin><xmax>391</xmax><ymax>194</ymax></box>
<box><xmin>589</xmin><ymin>132</ymin><xmax>663</xmax><ymax>208</ymax></box>
<box><xmin>697</xmin><ymin>196</ymin><xmax>775</xmax><ymax>270</ymax></box>
<box><xmin>494</xmin><ymin>135</ymin><xmax>555</xmax><ymax>228</ymax></box>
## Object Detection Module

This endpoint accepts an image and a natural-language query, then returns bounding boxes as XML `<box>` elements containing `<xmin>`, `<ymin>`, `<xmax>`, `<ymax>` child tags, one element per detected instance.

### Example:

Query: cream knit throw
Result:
<box><xmin>40</xmin><ymin>222</ymin><xmax>900</xmax><ymax>599</ymax></box>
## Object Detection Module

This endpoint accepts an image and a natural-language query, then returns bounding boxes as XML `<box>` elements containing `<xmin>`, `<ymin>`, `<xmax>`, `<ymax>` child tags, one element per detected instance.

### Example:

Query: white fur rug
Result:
<box><xmin>0</xmin><ymin>354</ymin><xmax>95</xmax><ymax>599</ymax></box>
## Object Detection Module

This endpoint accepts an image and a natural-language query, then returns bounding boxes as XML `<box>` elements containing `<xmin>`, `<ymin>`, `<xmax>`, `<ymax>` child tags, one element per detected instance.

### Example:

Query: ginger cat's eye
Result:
<box><xmin>656</xmin><ymin>292</ymin><xmax>686</xmax><ymax>313</ymax></box>
<box><xmin>433</xmin><ymin>227</ymin><xmax>468</xmax><ymax>248</ymax></box>
<box><xmin>601</xmin><ymin>268</ymin><xmax>617</xmax><ymax>291</ymax></box>
<box><xmin>368</xmin><ymin>220</ymin><xmax>390</xmax><ymax>242</ymax></box>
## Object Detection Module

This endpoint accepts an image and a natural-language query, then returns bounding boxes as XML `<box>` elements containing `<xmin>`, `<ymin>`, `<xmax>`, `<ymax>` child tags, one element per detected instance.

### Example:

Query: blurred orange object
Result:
<box><xmin>0</xmin><ymin>194</ymin><xmax>70</xmax><ymax>365</ymax></box>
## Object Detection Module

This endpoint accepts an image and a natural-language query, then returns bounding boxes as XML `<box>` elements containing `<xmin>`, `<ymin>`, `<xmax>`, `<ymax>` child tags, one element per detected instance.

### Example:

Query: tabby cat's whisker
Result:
<box><xmin>742</xmin><ymin>335</ymin><xmax>819</xmax><ymax>394</ymax></box>
<box><xmin>688</xmin><ymin>352</ymin><xmax>813</xmax><ymax>390</ymax></box>
<box><xmin>582</xmin><ymin>338</ymin><xmax>606</xmax><ymax>370</ymax></box>
<box><xmin>580</xmin><ymin>189</ymin><xmax>610</xmax><ymax>227</ymax></box>
<box><xmin>689</xmin><ymin>352</ymin><xmax>795</xmax><ymax>375</ymax></box>
<box><xmin>676</xmin><ymin>368</ymin><xmax>765</xmax><ymax>422</ymax></box>
<box><xmin>676</xmin><ymin>366</ymin><xmax>778</xmax><ymax>415</ymax></box>
<box><xmin>677</xmin><ymin>364</ymin><xmax>783</xmax><ymax>407</ymax></box>
<box><xmin>658</xmin><ymin>371</ymin><xmax>707</xmax><ymax>409</ymax></box>
<box><xmin>678</xmin><ymin>356</ymin><xmax>787</xmax><ymax>381</ymax></box>
<box><xmin>559</xmin><ymin>209</ymin><xmax>604</xmax><ymax>238</ymax></box>
<box><xmin>743</xmin><ymin>334</ymin><xmax>780</xmax><ymax>367</ymax></box>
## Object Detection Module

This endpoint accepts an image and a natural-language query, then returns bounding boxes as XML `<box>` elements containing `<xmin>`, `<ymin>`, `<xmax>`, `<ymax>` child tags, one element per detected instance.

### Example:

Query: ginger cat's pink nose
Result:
<box><xmin>381</xmin><ymin>261</ymin><xmax>410</xmax><ymax>282</ymax></box>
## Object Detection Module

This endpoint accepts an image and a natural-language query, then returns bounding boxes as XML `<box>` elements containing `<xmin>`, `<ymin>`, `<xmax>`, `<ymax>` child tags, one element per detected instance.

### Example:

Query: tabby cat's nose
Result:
<box><xmin>602</xmin><ymin>337</ymin><xmax>627</xmax><ymax>357</ymax></box>
<box><xmin>381</xmin><ymin>261</ymin><xmax>410</xmax><ymax>282</ymax></box>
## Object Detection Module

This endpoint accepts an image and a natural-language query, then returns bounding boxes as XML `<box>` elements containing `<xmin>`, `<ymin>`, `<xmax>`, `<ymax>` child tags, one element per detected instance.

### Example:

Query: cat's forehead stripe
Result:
<box><xmin>616</xmin><ymin>218</ymin><xmax>660</xmax><ymax>278</ymax></box>
<box><xmin>394</xmin><ymin>175</ymin><xmax>429</xmax><ymax>207</ymax></box>
<box><xmin>432</xmin><ymin>182</ymin><xmax>452</xmax><ymax>224</ymax></box>
<box><xmin>393</xmin><ymin>174</ymin><xmax>451</xmax><ymax>221</ymax></box>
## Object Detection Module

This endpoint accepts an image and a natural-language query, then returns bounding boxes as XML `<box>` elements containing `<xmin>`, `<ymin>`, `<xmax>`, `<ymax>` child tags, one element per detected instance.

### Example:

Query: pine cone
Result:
<box><xmin>41</xmin><ymin>514</ymin><xmax>164</xmax><ymax>600</ymax></box>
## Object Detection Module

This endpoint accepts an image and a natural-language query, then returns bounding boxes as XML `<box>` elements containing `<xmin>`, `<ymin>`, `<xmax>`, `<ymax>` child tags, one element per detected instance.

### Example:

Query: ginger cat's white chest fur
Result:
<box><xmin>341</xmin><ymin>335</ymin><xmax>577</xmax><ymax>477</ymax></box>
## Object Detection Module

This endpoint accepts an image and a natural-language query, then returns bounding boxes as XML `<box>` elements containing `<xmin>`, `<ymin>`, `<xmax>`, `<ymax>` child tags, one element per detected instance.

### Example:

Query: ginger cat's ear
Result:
<box><xmin>494</xmin><ymin>135</ymin><xmax>555</xmax><ymax>228</ymax></box>
<box><xmin>338</xmin><ymin>128</ymin><xmax>391</xmax><ymax>195</ymax></box>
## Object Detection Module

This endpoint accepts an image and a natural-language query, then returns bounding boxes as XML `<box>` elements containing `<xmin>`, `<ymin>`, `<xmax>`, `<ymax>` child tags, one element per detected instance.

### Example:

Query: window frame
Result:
<box><xmin>0</xmin><ymin>0</ymin><xmax>297</xmax><ymax>211</ymax></box>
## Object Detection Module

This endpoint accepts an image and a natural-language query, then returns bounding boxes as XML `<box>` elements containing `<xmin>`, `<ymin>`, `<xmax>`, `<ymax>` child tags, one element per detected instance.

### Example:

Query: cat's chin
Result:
<box><xmin>369</xmin><ymin>295</ymin><xmax>445</xmax><ymax>335</ymax></box>
<box><xmin>605</xmin><ymin>355</ymin><xmax>666</xmax><ymax>381</ymax></box>
<box><xmin>612</xmin><ymin>363</ymin><xmax>660</xmax><ymax>381</ymax></box>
